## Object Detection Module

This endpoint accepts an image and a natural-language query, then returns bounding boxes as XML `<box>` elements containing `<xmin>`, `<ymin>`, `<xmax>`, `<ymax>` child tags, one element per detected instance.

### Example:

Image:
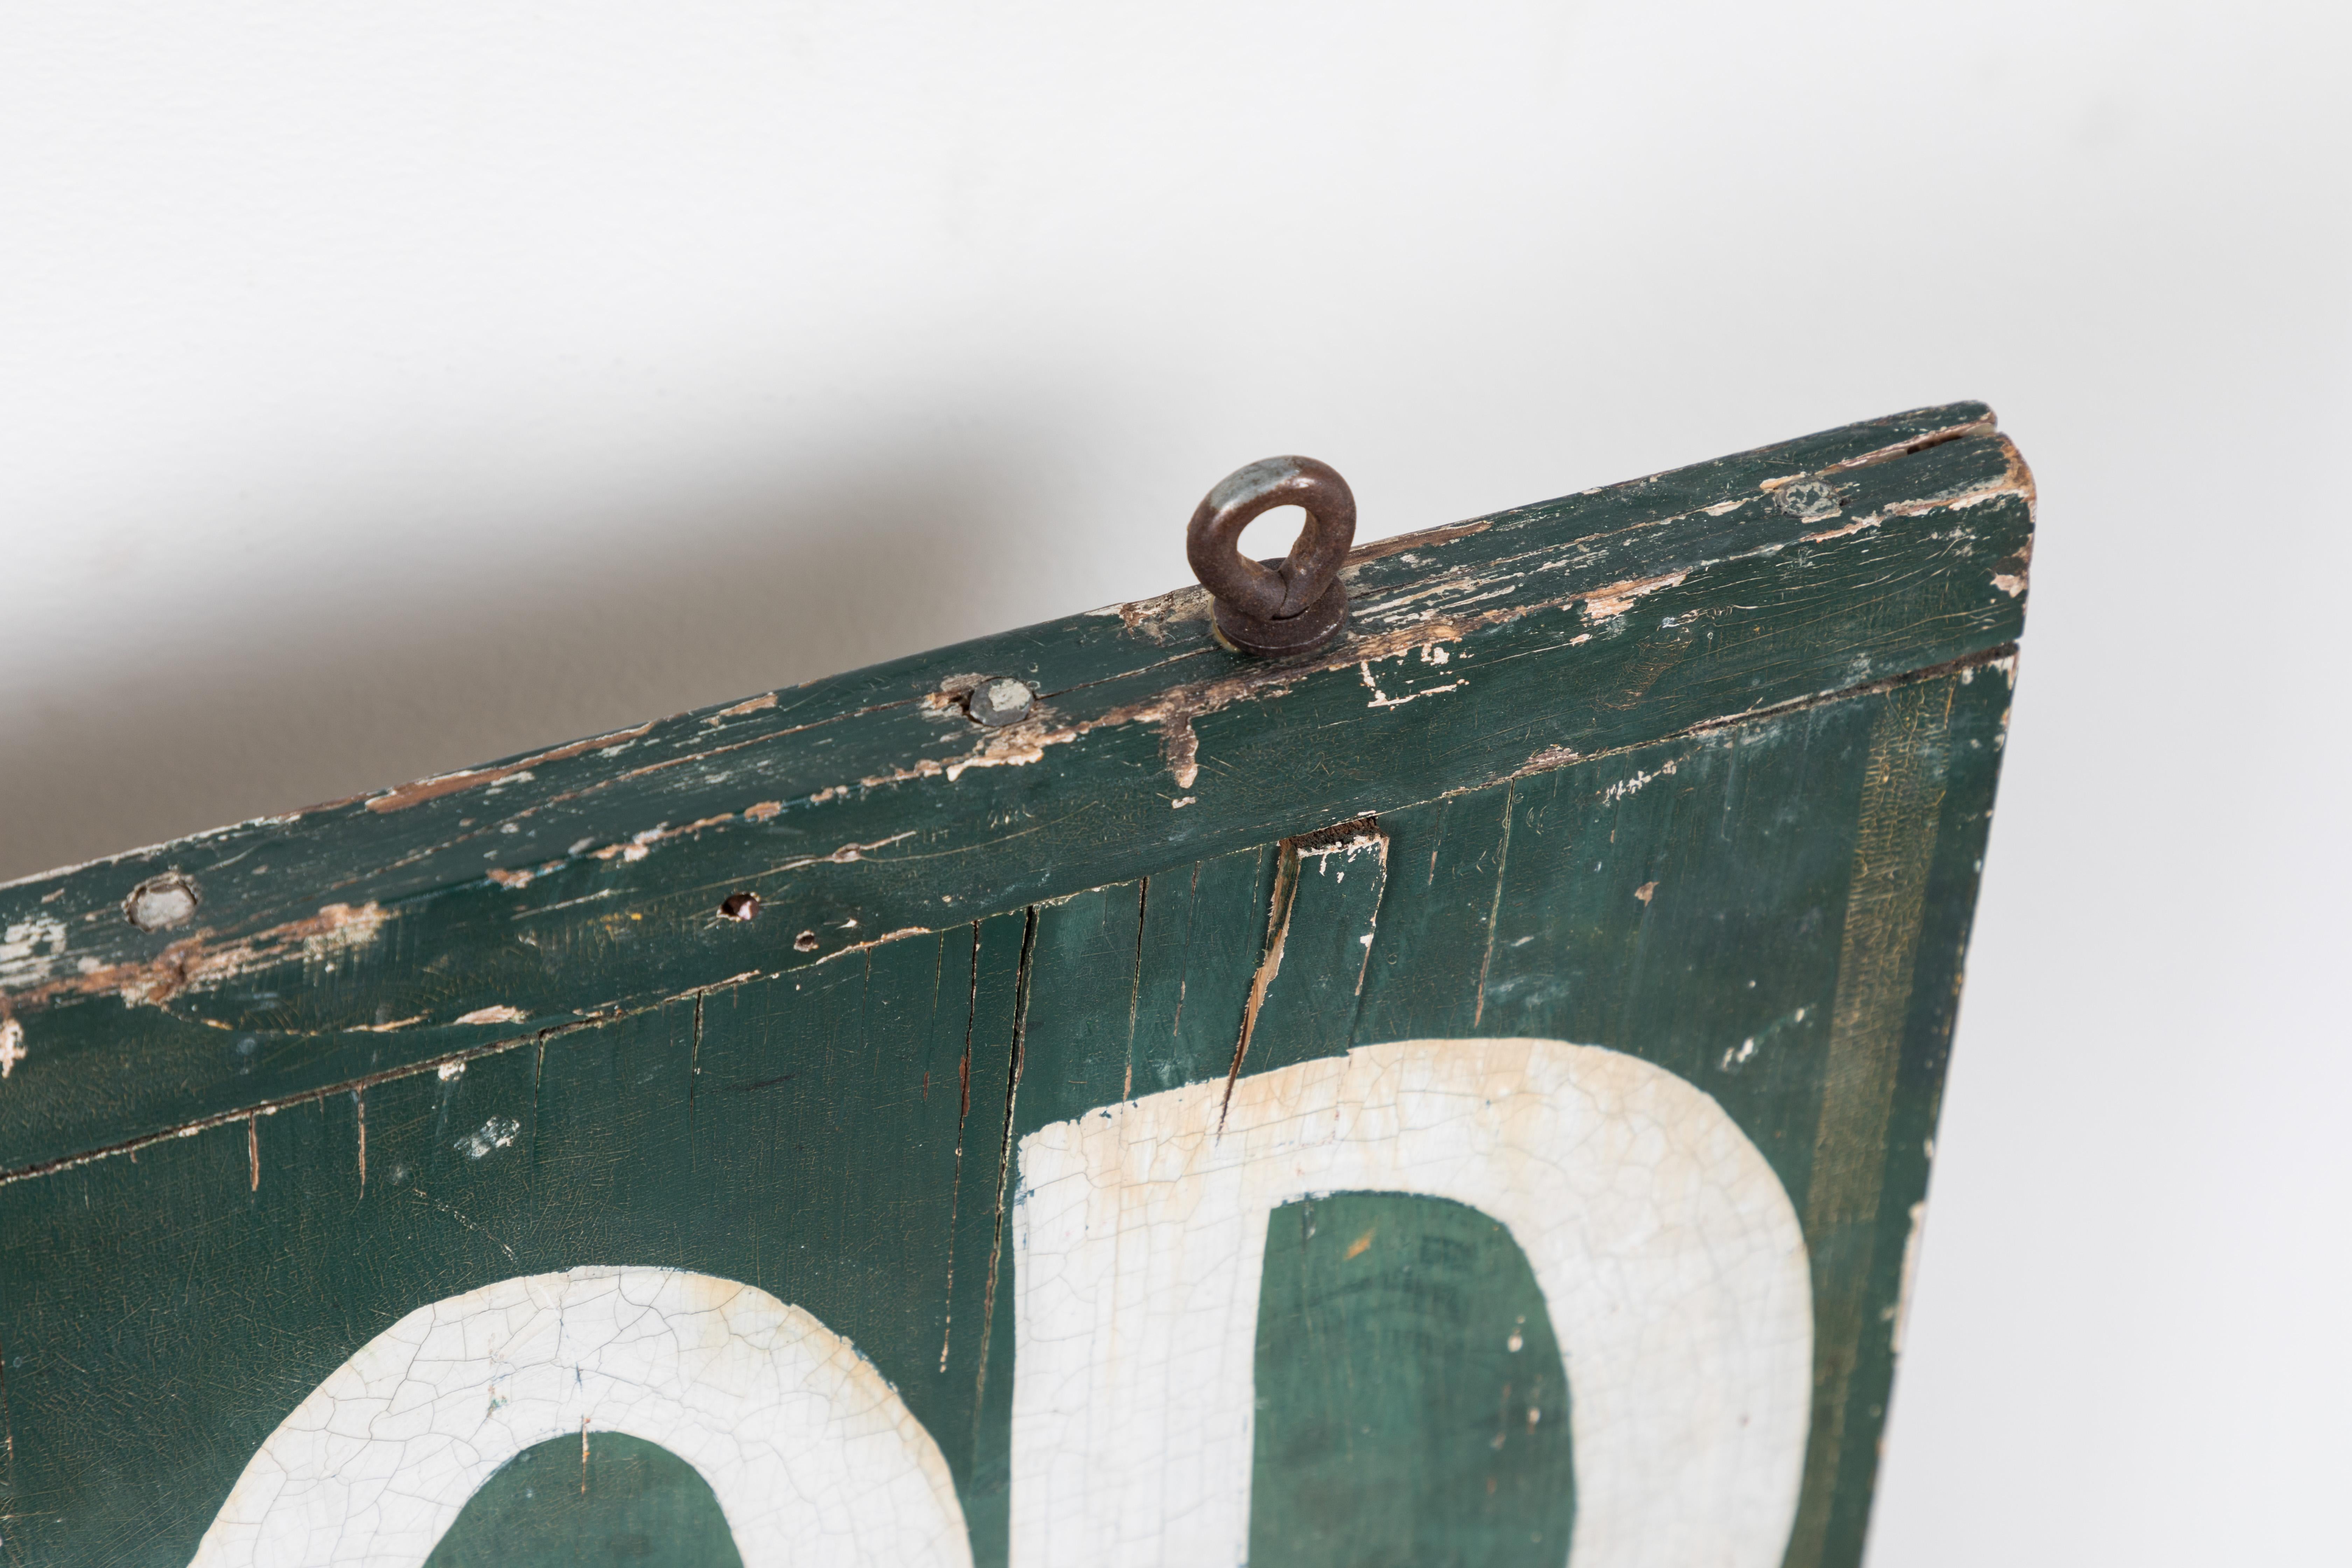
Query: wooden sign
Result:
<box><xmin>0</xmin><ymin>403</ymin><xmax>2032</xmax><ymax>1567</ymax></box>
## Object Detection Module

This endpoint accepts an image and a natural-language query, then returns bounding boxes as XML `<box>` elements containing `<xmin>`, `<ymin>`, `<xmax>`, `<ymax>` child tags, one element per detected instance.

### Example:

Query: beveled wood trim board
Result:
<box><xmin>0</xmin><ymin>403</ymin><xmax>2031</xmax><ymax>1180</ymax></box>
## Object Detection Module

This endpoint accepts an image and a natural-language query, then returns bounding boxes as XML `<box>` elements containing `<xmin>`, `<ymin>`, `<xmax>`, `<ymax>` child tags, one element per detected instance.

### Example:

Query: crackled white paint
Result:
<box><xmin>190</xmin><ymin>1267</ymin><xmax>971</xmax><ymax>1568</ymax></box>
<box><xmin>1009</xmin><ymin>1037</ymin><xmax>1812</xmax><ymax>1568</ymax></box>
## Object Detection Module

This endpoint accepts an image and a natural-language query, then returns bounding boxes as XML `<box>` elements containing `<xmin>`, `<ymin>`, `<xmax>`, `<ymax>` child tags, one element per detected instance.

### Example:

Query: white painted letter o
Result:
<box><xmin>190</xmin><ymin>1267</ymin><xmax>971</xmax><ymax>1568</ymax></box>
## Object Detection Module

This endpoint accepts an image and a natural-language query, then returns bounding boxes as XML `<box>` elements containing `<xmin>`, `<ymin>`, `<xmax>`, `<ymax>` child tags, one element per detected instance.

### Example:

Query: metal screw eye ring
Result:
<box><xmin>1185</xmin><ymin>456</ymin><xmax>1356</xmax><ymax>656</ymax></box>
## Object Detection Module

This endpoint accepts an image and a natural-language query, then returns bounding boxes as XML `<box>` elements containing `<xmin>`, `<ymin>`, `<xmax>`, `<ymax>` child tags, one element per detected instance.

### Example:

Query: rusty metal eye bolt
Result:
<box><xmin>1186</xmin><ymin>456</ymin><xmax>1355</xmax><ymax>657</ymax></box>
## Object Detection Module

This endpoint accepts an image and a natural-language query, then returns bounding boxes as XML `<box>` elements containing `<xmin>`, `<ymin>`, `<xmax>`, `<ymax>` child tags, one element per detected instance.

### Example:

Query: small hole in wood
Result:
<box><xmin>793</xmin><ymin>930</ymin><xmax>819</xmax><ymax>952</ymax></box>
<box><xmin>719</xmin><ymin>892</ymin><xmax>760</xmax><ymax>922</ymax></box>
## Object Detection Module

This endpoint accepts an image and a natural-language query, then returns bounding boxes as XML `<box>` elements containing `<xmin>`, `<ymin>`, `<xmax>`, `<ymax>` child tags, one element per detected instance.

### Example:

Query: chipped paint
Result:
<box><xmin>1101</xmin><ymin>583</ymin><xmax>1215</xmax><ymax>643</ymax></box>
<box><xmin>760</xmin><ymin>832</ymin><xmax>920</xmax><ymax>880</ymax></box>
<box><xmin>348</xmin><ymin>432</ymin><xmax>2027</xmax><ymax>819</ymax></box>
<box><xmin>590</xmin><ymin>813</ymin><xmax>736</xmax><ymax>861</ymax></box>
<box><xmin>710</xmin><ymin>692</ymin><xmax>780</xmax><ymax>722</ymax></box>
<box><xmin>1890</xmin><ymin>1199</ymin><xmax>1930</xmax><ymax>1355</ymax></box>
<box><xmin>0</xmin><ymin>1016</ymin><xmax>23</xmax><ymax>1078</ymax></box>
<box><xmin>0</xmin><ymin>407</ymin><xmax>2032</xmax><ymax>1183</ymax></box>
<box><xmin>301</xmin><ymin>903</ymin><xmax>389</xmax><ymax>969</ymax></box>
<box><xmin>1601</xmin><ymin>758</ymin><xmax>1679</xmax><ymax>805</ymax></box>
<box><xmin>454</xmin><ymin>1004</ymin><xmax>528</xmax><ymax>1027</ymax></box>
<box><xmin>1303</xmin><ymin>828</ymin><xmax>1390</xmax><ymax>998</ymax></box>
<box><xmin>0</xmin><ymin>915</ymin><xmax>70</xmax><ymax>988</ymax></box>
<box><xmin>1990</xmin><ymin>572</ymin><xmax>2027</xmax><ymax>597</ymax></box>
<box><xmin>1868</xmin><ymin>434</ymin><xmax>2036</xmax><ymax>522</ymax></box>
<box><xmin>1358</xmin><ymin>657</ymin><xmax>1466</xmax><ymax>710</ymax></box>
<box><xmin>795</xmin><ymin>524</ymin><xmax>2023</xmax><ymax>808</ymax></box>
<box><xmin>1162</xmin><ymin>711</ymin><xmax>1202</xmax><ymax>790</ymax></box>
<box><xmin>1580</xmin><ymin>570</ymin><xmax>1689</xmax><ymax>622</ymax></box>
<box><xmin>1</xmin><ymin>900</ymin><xmax>390</xmax><ymax>1015</ymax></box>
<box><xmin>455</xmin><ymin>1114</ymin><xmax>520</xmax><ymax>1158</ymax></box>
<box><xmin>805</xmin><ymin>925</ymin><xmax>943</xmax><ymax>970</ymax></box>
<box><xmin>364</xmin><ymin>722</ymin><xmax>656</xmax><ymax>812</ymax></box>
<box><xmin>1801</xmin><ymin>516</ymin><xmax>1881</xmax><ymax>543</ymax></box>
<box><xmin>855</xmin><ymin>709</ymin><xmax>1084</xmax><ymax>790</ymax></box>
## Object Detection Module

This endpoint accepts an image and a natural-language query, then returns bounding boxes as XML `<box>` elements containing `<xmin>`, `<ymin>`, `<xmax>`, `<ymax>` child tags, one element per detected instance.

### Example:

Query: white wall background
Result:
<box><xmin>4</xmin><ymin>2</ymin><xmax>2346</xmax><ymax>1560</ymax></box>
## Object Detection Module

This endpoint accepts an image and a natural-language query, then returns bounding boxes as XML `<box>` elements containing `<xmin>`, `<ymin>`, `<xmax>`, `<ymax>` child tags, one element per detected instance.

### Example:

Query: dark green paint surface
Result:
<box><xmin>425</xmin><ymin>1433</ymin><xmax>743</xmax><ymax>1568</ymax></box>
<box><xmin>0</xmin><ymin>405</ymin><xmax>2030</xmax><ymax>1567</ymax></box>
<box><xmin>1250</xmin><ymin>1193</ymin><xmax>1574</xmax><ymax>1568</ymax></box>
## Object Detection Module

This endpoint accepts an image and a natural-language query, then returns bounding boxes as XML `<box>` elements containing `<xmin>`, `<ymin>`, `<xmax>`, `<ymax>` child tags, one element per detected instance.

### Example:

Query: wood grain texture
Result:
<box><xmin>0</xmin><ymin>405</ymin><xmax>2029</xmax><ymax>1567</ymax></box>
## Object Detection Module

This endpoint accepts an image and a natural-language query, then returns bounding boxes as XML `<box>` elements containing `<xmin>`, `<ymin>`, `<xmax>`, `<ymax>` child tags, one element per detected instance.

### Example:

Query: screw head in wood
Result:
<box><xmin>968</xmin><ymin>677</ymin><xmax>1035</xmax><ymax>727</ymax></box>
<box><xmin>1774</xmin><ymin>479</ymin><xmax>1841</xmax><ymax>520</ymax></box>
<box><xmin>124</xmin><ymin>872</ymin><xmax>201</xmax><ymax>932</ymax></box>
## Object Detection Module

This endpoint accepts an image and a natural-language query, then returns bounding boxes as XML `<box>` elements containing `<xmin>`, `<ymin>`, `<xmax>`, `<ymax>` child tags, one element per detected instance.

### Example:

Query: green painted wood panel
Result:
<box><xmin>426</xmin><ymin>1434</ymin><xmax>742</xmax><ymax>1568</ymax></box>
<box><xmin>0</xmin><ymin>405</ymin><xmax>2029</xmax><ymax>1567</ymax></box>
<box><xmin>1249</xmin><ymin>1192</ymin><xmax>1575</xmax><ymax>1568</ymax></box>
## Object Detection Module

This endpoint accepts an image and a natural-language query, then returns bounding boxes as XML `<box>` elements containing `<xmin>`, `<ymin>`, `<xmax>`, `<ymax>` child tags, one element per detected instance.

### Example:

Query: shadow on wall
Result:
<box><xmin>0</xmin><ymin>415</ymin><xmax>1107</xmax><ymax>884</ymax></box>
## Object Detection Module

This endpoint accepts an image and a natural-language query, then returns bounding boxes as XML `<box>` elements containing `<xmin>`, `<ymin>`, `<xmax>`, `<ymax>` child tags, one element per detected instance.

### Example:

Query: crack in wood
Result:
<box><xmin>1220</xmin><ymin>818</ymin><xmax>1384</xmax><ymax>1129</ymax></box>
<box><xmin>973</xmin><ymin>909</ymin><xmax>1037</xmax><ymax>1421</ymax></box>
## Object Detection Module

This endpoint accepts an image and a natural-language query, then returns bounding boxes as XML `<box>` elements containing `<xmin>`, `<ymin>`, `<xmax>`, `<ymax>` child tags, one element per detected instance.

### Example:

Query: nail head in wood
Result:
<box><xmin>124</xmin><ymin>872</ymin><xmax>201</xmax><ymax>932</ymax></box>
<box><xmin>968</xmin><ymin>678</ymin><xmax>1035</xmax><ymax>727</ymax></box>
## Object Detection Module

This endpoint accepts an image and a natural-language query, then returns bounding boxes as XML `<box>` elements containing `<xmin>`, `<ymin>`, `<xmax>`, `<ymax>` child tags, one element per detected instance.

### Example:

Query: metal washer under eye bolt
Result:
<box><xmin>968</xmin><ymin>678</ymin><xmax>1034</xmax><ymax>726</ymax></box>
